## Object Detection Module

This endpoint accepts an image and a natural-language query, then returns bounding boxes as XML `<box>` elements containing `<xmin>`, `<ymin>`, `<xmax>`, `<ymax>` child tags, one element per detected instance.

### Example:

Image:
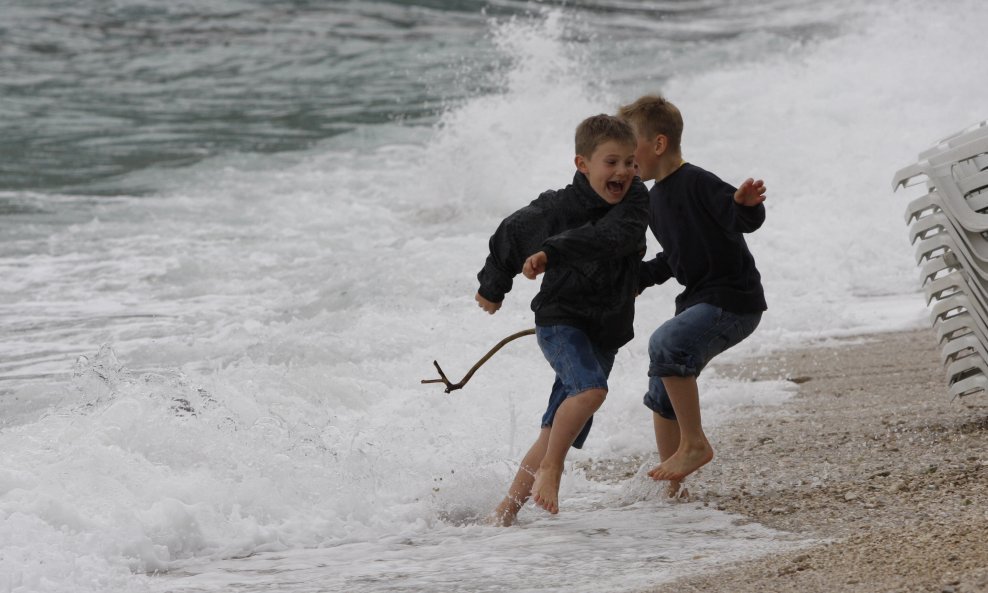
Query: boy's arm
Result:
<box><xmin>638</xmin><ymin>253</ymin><xmax>674</xmax><ymax>292</ymax></box>
<box><xmin>476</xmin><ymin>192</ymin><xmax>556</xmax><ymax>303</ymax></box>
<box><xmin>700</xmin><ymin>176</ymin><xmax>766</xmax><ymax>233</ymax></box>
<box><xmin>540</xmin><ymin>179</ymin><xmax>650</xmax><ymax>265</ymax></box>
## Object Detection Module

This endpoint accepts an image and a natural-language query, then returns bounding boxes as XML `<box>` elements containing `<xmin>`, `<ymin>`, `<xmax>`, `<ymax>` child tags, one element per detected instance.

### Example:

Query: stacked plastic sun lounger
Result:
<box><xmin>893</xmin><ymin>121</ymin><xmax>988</xmax><ymax>398</ymax></box>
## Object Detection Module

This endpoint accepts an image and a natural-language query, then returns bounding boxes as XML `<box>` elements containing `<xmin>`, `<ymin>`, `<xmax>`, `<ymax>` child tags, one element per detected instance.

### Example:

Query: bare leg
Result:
<box><xmin>648</xmin><ymin>376</ymin><xmax>713</xmax><ymax>482</ymax></box>
<box><xmin>489</xmin><ymin>427</ymin><xmax>551</xmax><ymax>526</ymax></box>
<box><xmin>531</xmin><ymin>388</ymin><xmax>607</xmax><ymax>515</ymax></box>
<box><xmin>649</xmin><ymin>412</ymin><xmax>686</xmax><ymax>498</ymax></box>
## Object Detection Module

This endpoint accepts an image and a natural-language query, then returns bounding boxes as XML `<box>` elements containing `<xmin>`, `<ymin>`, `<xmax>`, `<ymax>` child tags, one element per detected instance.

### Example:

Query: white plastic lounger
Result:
<box><xmin>934</xmin><ymin>309</ymin><xmax>977</xmax><ymax>343</ymax></box>
<box><xmin>895</xmin><ymin>121</ymin><xmax>988</xmax><ymax>397</ymax></box>
<box><xmin>904</xmin><ymin>192</ymin><xmax>938</xmax><ymax>225</ymax></box>
<box><xmin>895</xmin><ymin>130</ymin><xmax>988</xmax><ymax>233</ymax></box>
<box><xmin>926</xmin><ymin>262</ymin><xmax>988</xmax><ymax>336</ymax></box>
<box><xmin>918</xmin><ymin>251</ymin><xmax>957</xmax><ymax>285</ymax></box>
<box><xmin>947</xmin><ymin>373</ymin><xmax>987</xmax><ymax>398</ymax></box>
<box><xmin>929</xmin><ymin>293</ymin><xmax>988</xmax><ymax>356</ymax></box>
<box><xmin>945</xmin><ymin>347</ymin><xmax>988</xmax><ymax>384</ymax></box>
<box><xmin>911</xmin><ymin>209</ymin><xmax>988</xmax><ymax>282</ymax></box>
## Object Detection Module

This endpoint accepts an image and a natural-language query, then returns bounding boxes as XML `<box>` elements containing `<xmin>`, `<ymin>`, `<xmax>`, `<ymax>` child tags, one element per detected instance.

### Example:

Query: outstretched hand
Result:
<box><xmin>523</xmin><ymin>251</ymin><xmax>548</xmax><ymax>280</ymax></box>
<box><xmin>734</xmin><ymin>178</ymin><xmax>767</xmax><ymax>207</ymax></box>
<box><xmin>475</xmin><ymin>292</ymin><xmax>501</xmax><ymax>315</ymax></box>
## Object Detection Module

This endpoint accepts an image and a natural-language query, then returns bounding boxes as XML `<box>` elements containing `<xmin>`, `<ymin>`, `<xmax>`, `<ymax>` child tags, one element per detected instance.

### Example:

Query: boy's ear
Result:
<box><xmin>654</xmin><ymin>134</ymin><xmax>668</xmax><ymax>156</ymax></box>
<box><xmin>574</xmin><ymin>154</ymin><xmax>589</xmax><ymax>173</ymax></box>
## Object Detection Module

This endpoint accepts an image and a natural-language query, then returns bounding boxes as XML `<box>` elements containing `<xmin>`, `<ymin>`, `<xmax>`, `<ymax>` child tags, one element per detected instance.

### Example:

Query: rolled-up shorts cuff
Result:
<box><xmin>648</xmin><ymin>362</ymin><xmax>697</xmax><ymax>379</ymax></box>
<box><xmin>643</xmin><ymin>303</ymin><xmax>761</xmax><ymax>420</ymax></box>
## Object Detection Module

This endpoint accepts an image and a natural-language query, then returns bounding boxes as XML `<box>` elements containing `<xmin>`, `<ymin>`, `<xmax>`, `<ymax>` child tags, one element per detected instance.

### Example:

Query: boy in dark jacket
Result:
<box><xmin>618</xmin><ymin>94</ymin><xmax>767</xmax><ymax>497</ymax></box>
<box><xmin>476</xmin><ymin>114</ymin><xmax>648</xmax><ymax>526</ymax></box>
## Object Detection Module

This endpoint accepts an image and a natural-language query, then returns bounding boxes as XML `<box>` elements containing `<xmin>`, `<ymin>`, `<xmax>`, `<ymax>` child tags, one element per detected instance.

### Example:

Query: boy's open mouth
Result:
<box><xmin>606</xmin><ymin>180</ymin><xmax>625</xmax><ymax>194</ymax></box>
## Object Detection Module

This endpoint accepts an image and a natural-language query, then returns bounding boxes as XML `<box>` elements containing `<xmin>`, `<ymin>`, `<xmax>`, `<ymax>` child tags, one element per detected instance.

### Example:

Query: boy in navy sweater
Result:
<box><xmin>618</xmin><ymin>94</ymin><xmax>767</xmax><ymax>497</ymax></box>
<box><xmin>476</xmin><ymin>114</ymin><xmax>648</xmax><ymax>525</ymax></box>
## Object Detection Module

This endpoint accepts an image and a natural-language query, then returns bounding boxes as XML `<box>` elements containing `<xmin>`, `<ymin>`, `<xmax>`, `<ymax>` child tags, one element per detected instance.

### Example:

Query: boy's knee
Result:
<box><xmin>648</xmin><ymin>332</ymin><xmax>689</xmax><ymax>369</ymax></box>
<box><xmin>643</xmin><ymin>389</ymin><xmax>677</xmax><ymax>420</ymax></box>
<box><xmin>647</xmin><ymin>330</ymin><xmax>671</xmax><ymax>359</ymax></box>
<box><xmin>577</xmin><ymin>387</ymin><xmax>607</xmax><ymax>405</ymax></box>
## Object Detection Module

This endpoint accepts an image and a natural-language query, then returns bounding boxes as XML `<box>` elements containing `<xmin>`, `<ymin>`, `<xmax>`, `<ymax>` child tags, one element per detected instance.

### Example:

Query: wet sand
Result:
<box><xmin>629</xmin><ymin>328</ymin><xmax>988</xmax><ymax>593</ymax></box>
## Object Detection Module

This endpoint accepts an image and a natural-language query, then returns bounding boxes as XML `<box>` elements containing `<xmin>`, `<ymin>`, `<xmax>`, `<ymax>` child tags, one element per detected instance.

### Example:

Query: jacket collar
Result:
<box><xmin>572</xmin><ymin>171</ymin><xmax>611</xmax><ymax>207</ymax></box>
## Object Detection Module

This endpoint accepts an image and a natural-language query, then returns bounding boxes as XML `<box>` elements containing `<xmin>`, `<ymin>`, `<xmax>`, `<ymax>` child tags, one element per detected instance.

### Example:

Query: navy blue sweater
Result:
<box><xmin>639</xmin><ymin>163</ymin><xmax>767</xmax><ymax>315</ymax></box>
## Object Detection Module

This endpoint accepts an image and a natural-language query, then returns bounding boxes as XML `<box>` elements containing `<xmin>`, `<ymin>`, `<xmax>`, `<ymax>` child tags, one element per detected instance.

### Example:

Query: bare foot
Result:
<box><xmin>530</xmin><ymin>465</ymin><xmax>563</xmax><ymax>514</ymax></box>
<box><xmin>647</xmin><ymin>443</ymin><xmax>713</xmax><ymax>482</ymax></box>
<box><xmin>665</xmin><ymin>479</ymin><xmax>683</xmax><ymax>499</ymax></box>
<box><xmin>671</xmin><ymin>485</ymin><xmax>690</xmax><ymax>502</ymax></box>
<box><xmin>486</xmin><ymin>497</ymin><xmax>522</xmax><ymax>527</ymax></box>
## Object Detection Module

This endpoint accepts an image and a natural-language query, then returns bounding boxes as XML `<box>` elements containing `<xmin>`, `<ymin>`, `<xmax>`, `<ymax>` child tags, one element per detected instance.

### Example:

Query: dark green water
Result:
<box><xmin>0</xmin><ymin>0</ymin><xmax>841</xmax><ymax>195</ymax></box>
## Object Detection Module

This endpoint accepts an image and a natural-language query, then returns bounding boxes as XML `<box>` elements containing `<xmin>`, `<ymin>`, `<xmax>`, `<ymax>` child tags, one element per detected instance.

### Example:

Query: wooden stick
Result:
<box><xmin>421</xmin><ymin>328</ymin><xmax>536</xmax><ymax>393</ymax></box>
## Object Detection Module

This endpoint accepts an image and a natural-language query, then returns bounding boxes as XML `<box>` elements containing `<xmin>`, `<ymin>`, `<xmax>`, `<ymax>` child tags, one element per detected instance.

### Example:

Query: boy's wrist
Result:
<box><xmin>477</xmin><ymin>286</ymin><xmax>504</xmax><ymax>303</ymax></box>
<box><xmin>541</xmin><ymin>245</ymin><xmax>559</xmax><ymax>267</ymax></box>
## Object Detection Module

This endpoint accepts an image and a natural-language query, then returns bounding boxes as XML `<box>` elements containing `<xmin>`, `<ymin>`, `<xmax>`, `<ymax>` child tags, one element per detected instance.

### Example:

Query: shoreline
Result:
<box><xmin>627</xmin><ymin>328</ymin><xmax>988</xmax><ymax>593</ymax></box>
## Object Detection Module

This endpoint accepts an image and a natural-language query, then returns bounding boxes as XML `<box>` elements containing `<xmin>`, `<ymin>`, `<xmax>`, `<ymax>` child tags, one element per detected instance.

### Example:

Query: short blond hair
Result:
<box><xmin>574</xmin><ymin>114</ymin><xmax>636</xmax><ymax>158</ymax></box>
<box><xmin>617</xmin><ymin>94</ymin><xmax>683</xmax><ymax>152</ymax></box>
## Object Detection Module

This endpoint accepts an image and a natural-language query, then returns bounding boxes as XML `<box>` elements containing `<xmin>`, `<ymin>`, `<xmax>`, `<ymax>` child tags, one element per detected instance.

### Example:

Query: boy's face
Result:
<box><xmin>633</xmin><ymin>131</ymin><xmax>662</xmax><ymax>182</ymax></box>
<box><xmin>575</xmin><ymin>139</ymin><xmax>637</xmax><ymax>204</ymax></box>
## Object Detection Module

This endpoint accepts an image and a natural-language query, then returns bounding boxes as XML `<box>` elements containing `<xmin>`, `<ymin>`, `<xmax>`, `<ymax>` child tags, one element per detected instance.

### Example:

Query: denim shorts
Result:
<box><xmin>644</xmin><ymin>303</ymin><xmax>762</xmax><ymax>420</ymax></box>
<box><xmin>536</xmin><ymin>324</ymin><xmax>617</xmax><ymax>449</ymax></box>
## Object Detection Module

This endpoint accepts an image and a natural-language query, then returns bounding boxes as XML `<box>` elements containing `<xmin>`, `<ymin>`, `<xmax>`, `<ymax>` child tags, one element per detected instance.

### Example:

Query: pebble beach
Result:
<box><xmin>629</xmin><ymin>328</ymin><xmax>988</xmax><ymax>593</ymax></box>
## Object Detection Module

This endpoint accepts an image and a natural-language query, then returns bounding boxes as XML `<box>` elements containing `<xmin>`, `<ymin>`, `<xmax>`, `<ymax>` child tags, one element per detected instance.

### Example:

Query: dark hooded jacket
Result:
<box><xmin>477</xmin><ymin>171</ymin><xmax>649</xmax><ymax>349</ymax></box>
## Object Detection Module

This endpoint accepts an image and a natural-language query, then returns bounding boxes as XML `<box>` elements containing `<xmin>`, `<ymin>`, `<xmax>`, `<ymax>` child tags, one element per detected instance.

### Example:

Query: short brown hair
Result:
<box><xmin>617</xmin><ymin>94</ymin><xmax>683</xmax><ymax>152</ymax></box>
<box><xmin>574</xmin><ymin>114</ymin><xmax>636</xmax><ymax>158</ymax></box>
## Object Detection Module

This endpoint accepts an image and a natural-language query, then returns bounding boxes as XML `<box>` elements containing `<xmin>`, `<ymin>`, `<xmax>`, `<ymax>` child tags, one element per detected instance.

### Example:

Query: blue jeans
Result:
<box><xmin>643</xmin><ymin>303</ymin><xmax>762</xmax><ymax>420</ymax></box>
<box><xmin>536</xmin><ymin>324</ymin><xmax>617</xmax><ymax>449</ymax></box>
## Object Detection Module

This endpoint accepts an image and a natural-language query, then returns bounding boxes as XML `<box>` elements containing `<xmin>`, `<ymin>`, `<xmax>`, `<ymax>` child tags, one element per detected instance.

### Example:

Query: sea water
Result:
<box><xmin>1</xmin><ymin>0</ymin><xmax>986</xmax><ymax>591</ymax></box>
